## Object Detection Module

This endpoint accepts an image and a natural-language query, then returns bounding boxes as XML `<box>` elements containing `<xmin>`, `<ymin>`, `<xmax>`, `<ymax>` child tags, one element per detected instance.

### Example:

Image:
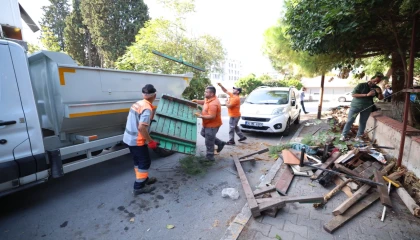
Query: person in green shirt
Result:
<box><xmin>340</xmin><ymin>73</ymin><xmax>385</xmax><ymax>141</ymax></box>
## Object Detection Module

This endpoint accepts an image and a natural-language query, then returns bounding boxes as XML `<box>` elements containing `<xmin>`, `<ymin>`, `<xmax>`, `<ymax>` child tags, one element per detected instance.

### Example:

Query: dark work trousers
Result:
<box><xmin>229</xmin><ymin>117</ymin><xmax>245</xmax><ymax>142</ymax></box>
<box><xmin>129</xmin><ymin>145</ymin><xmax>151</xmax><ymax>189</ymax></box>
<box><xmin>200</xmin><ymin>127</ymin><xmax>223</xmax><ymax>160</ymax></box>
<box><xmin>300</xmin><ymin>101</ymin><xmax>307</xmax><ymax>113</ymax></box>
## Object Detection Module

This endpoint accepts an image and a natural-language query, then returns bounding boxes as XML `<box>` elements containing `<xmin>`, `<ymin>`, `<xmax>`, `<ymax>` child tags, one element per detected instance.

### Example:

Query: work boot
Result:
<box><xmin>145</xmin><ymin>177</ymin><xmax>157</xmax><ymax>185</ymax></box>
<box><xmin>226</xmin><ymin>141</ymin><xmax>235</xmax><ymax>145</ymax></box>
<box><xmin>133</xmin><ymin>185</ymin><xmax>155</xmax><ymax>196</ymax></box>
<box><xmin>238</xmin><ymin>137</ymin><xmax>247</xmax><ymax>142</ymax></box>
<box><xmin>217</xmin><ymin>141</ymin><xmax>226</xmax><ymax>153</ymax></box>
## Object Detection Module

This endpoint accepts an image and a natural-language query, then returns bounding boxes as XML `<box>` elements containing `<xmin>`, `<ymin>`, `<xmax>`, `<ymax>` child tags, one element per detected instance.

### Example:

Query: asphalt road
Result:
<box><xmin>0</xmin><ymin>107</ymin><xmax>303</xmax><ymax>240</ymax></box>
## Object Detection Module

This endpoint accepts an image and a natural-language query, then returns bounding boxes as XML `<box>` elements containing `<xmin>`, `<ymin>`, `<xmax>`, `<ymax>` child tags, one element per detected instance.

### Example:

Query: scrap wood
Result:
<box><xmin>258</xmin><ymin>196</ymin><xmax>324</xmax><ymax>212</ymax></box>
<box><xmin>334</xmin><ymin>164</ymin><xmax>362</xmax><ymax>177</ymax></box>
<box><xmin>239</xmin><ymin>148</ymin><xmax>269</xmax><ymax>160</ymax></box>
<box><xmin>387</xmin><ymin>170</ymin><xmax>406</xmax><ymax>181</ymax></box>
<box><xmin>233</xmin><ymin>156</ymin><xmax>260</xmax><ymax>217</ymax></box>
<box><xmin>281</xmin><ymin>149</ymin><xmax>301</xmax><ymax>165</ymax></box>
<box><xmin>333</xmin><ymin>177</ymin><xmax>353</xmax><ymax>197</ymax></box>
<box><xmin>338</xmin><ymin>175</ymin><xmax>359</xmax><ymax>191</ymax></box>
<box><xmin>275</xmin><ymin>164</ymin><xmax>294</xmax><ymax>195</ymax></box>
<box><xmin>396</xmin><ymin>187</ymin><xmax>420</xmax><ymax>217</ymax></box>
<box><xmin>381</xmin><ymin>182</ymin><xmax>392</xmax><ymax>222</ymax></box>
<box><xmin>324</xmin><ymin>192</ymin><xmax>380</xmax><ymax>233</ymax></box>
<box><xmin>253</xmin><ymin>185</ymin><xmax>275</xmax><ymax>197</ymax></box>
<box><xmin>311</xmin><ymin>151</ymin><xmax>341</xmax><ymax>180</ymax></box>
<box><xmin>334</xmin><ymin>149</ymin><xmax>358</xmax><ymax>164</ymax></box>
<box><xmin>262</xmin><ymin>191</ymin><xmax>282</xmax><ymax>217</ymax></box>
<box><xmin>332</xmin><ymin>162</ymin><xmax>396</xmax><ymax>216</ymax></box>
<box><xmin>374</xmin><ymin>170</ymin><xmax>393</xmax><ymax>208</ymax></box>
<box><xmin>314</xmin><ymin>179</ymin><xmax>352</xmax><ymax>208</ymax></box>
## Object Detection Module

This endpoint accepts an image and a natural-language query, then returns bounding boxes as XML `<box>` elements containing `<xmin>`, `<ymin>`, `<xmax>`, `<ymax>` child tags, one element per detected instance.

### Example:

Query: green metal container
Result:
<box><xmin>150</xmin><ymin>95</ymin><xmax>197</xmax><ymax>155</ymax></box>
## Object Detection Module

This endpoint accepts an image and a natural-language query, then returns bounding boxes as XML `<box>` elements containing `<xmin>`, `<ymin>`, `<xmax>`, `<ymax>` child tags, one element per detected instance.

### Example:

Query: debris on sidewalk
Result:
<box><xmin>221</xmin><ymin>188</ymin><xmax>240</xmax><ymax>200</ymax></box>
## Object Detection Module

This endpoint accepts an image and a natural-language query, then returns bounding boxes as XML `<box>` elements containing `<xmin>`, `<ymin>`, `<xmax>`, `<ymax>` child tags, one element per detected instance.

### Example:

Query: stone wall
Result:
<box><xmin>366</xmin><ymin>112</ymin><xmax>420</xmax><ymax>176</ymax></box>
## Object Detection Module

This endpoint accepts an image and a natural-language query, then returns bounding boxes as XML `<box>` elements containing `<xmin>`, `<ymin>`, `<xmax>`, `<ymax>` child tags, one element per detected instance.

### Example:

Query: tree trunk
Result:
<box><xmin>317</xmin><ymin>74</ymin><xmax>325</xmax><ymax>119</ymax></box>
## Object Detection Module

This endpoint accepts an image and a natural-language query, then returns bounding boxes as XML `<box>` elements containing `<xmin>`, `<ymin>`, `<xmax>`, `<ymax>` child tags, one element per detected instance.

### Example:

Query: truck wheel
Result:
<box><xmin>282</xmin><ymin>119</ymin><xmax>291</xmax><ymax>136</ymax></box>
<box><xmin>153</xmin><ymin>147</ymin><xmax>175</xmax><ymax>157</ymax></box>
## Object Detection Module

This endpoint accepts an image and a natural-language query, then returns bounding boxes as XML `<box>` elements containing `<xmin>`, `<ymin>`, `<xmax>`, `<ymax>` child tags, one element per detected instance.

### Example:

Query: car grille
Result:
<box><xmin>240</xmin><ymin>125</ymin><xmax>270</xmax><ymax>130</ymax></box>
<box><xmin>241</xmin><ymin>117</ymin><xmax>270</xmax><ymax>122</ymax></box>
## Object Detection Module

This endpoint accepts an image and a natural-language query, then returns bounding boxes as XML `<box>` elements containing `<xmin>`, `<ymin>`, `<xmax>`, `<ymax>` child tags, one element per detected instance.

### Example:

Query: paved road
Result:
<box><xmin>0</xmin><ymin>107</ymin><xmax>302</xmax><ymax>240</ymax></box>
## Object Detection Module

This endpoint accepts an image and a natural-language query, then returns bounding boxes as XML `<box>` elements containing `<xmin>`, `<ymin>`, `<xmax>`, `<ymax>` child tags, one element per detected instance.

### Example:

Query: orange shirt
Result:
<box><xmin>227</xmin><ymin>92</ymin><xmax>241</xmax><ymax>117</ymax></box>
<box><xmin>202</xmin><ymin>96</ymin><xmax>222</xmax><ymax>128</ymax></box>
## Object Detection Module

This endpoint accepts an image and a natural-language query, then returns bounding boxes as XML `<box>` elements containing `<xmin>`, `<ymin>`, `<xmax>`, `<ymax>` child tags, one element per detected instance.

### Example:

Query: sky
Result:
<box><xmin>18</xmin><ymin>0</ymin><xmax>284</xmax><ymax>75</ymax></box>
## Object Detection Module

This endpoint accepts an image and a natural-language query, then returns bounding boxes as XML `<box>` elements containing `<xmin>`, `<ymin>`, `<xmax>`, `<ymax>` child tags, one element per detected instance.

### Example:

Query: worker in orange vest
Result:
<box><xmin>193</xmin><ymin>86</ymin><xmax>225</xmax><ymax>161</ymax></box>
<box><xmin>123</xmin><ymin>84</ymin><xmax>159</xmax><ymax>195</ymax></box>
<box><xmin>217</xmin><ymin>83</ymin><xmax>247</xmax><ymax>145</ymax></box>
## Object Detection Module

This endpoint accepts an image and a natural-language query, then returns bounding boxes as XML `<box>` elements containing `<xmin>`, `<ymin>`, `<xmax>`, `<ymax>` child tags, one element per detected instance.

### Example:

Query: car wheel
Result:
<box><xmin>282</xmin><ymin>119</ymin><xmax>291</xmax><ymax>136</ymax></box>
<box><xmin>294</xmin><ymin>114</ymin><xmax>300</xmax><ymax>125</ymax></box>
<box><xmin>338</xmin><ymin>97</ymin><xmax>346</xmax><ymax>102</ymax></box>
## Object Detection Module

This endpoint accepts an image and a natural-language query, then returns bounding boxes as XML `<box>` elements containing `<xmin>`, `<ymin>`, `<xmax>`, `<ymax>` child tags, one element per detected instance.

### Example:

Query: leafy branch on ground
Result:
<box><xmin>179</xmin><ymin>155</ymin><xmax>214</xmax><ymax>175</ymax></box>
<box><xmin>269</xmin><ymin>143</ymin><xmax>292</xmax><ymax>158</ymax></box>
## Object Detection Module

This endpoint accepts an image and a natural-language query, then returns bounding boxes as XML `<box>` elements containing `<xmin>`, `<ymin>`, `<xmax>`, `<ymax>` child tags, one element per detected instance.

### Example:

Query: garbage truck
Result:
<box><xmin>0</xmin><ymin>39</ymin><xmax>193</xmax><ymax>197</ymax></box>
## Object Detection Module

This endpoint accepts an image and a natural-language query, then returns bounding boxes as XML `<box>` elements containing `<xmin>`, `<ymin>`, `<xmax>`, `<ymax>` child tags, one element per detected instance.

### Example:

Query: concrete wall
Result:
<box><xmin>366</xmin><ymin>112</ymin><xmax>420</xmax><ymax>176</ymax></box>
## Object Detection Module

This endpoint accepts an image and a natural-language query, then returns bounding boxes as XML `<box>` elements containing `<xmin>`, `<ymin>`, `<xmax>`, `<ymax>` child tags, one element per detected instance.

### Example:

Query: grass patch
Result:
<box><xmin>179</xmin><ymin>155</ymin><xmax>214</xmax><ymax>175</ymax></box>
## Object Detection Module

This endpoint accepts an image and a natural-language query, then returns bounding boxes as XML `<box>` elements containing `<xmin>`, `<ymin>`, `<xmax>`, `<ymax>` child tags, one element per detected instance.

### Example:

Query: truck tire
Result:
<box><xmin>153</xmin><ymin>147</ymin><xmax>175</xmax><ymax>157</ymax></box>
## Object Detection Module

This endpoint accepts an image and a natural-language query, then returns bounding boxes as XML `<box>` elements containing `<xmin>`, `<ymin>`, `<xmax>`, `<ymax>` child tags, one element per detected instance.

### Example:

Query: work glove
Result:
<box><xmin>148</xmin><ymin>140</ymin><xmax>159</xmax><ymax>150</ymax></box>
<box><xmin>194</xmin><ymin>112</ymin><xmax>202</xmax><ymax>118</ymax></box>
<box><xmin>192</xmin><ymin>99</ymin><xmax>198</xmax><ymax>103</ymax></box>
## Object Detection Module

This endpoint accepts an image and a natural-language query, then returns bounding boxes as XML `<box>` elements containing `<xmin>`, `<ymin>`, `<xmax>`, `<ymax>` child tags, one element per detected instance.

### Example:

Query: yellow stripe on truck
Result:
<box><xmin>69</xmin><ymin>108</ymin><xmax>130</xmax><ymax>118</ymax></box>
<box><xmin>58</xmin><ymin>68</ymin><xmax>76</xmax><ymax>85</ymax></box>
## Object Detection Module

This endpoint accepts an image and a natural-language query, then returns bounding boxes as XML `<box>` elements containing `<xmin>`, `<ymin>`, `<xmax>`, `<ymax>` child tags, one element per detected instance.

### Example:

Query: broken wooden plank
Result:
<box><xmin>311</xmin><ymin>151</ymin><xmax>341</xmax><ymax>180</ymax></box>
<box><xmin>253</xmin><ymin>186</ymin><xmax>275</xmax><ymax>197</ymax></box>
<box><xmin>233</xmin><ymin>156</ymin><xmax>261</xmax><ymax>217</ymax></box>
<box><xmin>333</xmin><ymin>177</ymin><xmax>353</xmax><ymax>198</ymax></box>
<box><xmin>239</xmin><ymin>157</ymin><xmax>256</xmax><ymax>162</ymax></box>
<box><xmin>374</xmin><ymin>170</ymin><xmax>392</xmax><ymax>208</ymax></box>
<box><xmin>258</xmin><ymin>196</ymin><xmax>324</xmax><ymax>212</ymax></box>
<box><xmin>239</xmin><ymin>148</ymin><xmax>269</xmax><ymax>159</ymax></box>
<box><xmin>263</xmin><ymin>191</ymin><xmax>282</xmax><ymax>217</ymax></box>
<box><xmin>332</xmin><ymin>184</ymin><xmax>371</xmax><ymax>216</ymax></box>
<box><xmin>387</xmin><ymin>170</ymin><xmax>406</xmax><ymax>181</ymax></box>
<box><xmin>315</xmin><ymin>179</ymin><xmax>352</xmax><ymax>208</ymax></box>
<box><xmin>334</xmin><ymin>149</ymin><xmax>358</xmax><ymax>164</ymax></box>
<box><xmin>360</xmin><ymin>166</ymin><xmax>376</xmax><ymax>179</ymax></box>
<box><xmin>396</xmin><ymin>187</ymin><xmax>420</xmax><ymax>217</ymax></box>
<box><xmin>338</xmin><ymin>175</ymin><xmax>359</xmax><ymax>191</ymax></box>
<box><xmin>324</xmin><ymin>192</ymin><xmax>380</xmax><ymax>233</ymax></box>
<box><xmin>275</xmin><ymin>164</ymin><xmax>294</xmax><ymax>195</ymax></box>
<box><xmin>335</xmin><ymin>164</ymin><xmax>362</xmax><ymax>177</ymax></box>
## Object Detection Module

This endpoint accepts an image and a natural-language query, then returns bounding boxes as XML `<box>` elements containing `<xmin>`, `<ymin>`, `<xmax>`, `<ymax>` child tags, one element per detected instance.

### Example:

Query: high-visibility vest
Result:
<box><xmin>123</xmin><ymin>99</ymin><xmax>153</xmax><ymax>146</ymax></box>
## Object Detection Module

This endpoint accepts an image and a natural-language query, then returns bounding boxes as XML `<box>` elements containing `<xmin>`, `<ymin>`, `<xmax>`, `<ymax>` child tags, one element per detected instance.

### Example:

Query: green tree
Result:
<box><xmin>40</xmin><ymin>0</ymin><xmax>70</xmax><ymax>51</ymax></box>
<box><xmin>236</xmin><ymin>74</ymin><xmax>263</xmax><ymax>95</ymax></box>
<box><xmin>64</xmin><ymin>0</ymin><xmax>100</xmax><ymax>66</ymax></box>
<box><xmin>284</xmin><ymin>0</ymin><xmax>420</xmax><ymax>120</ymax></box>
<box><xmin>116</xmin><ymin>18</ymin><xmax>225</xmax><ymax>100</ymax></box>
<box><xmin>27</xmin><ymin>43</ymin><xmax>41</xmax><ymax>54</ymax></box>
<box><xmin>81</xmin><ymin>0</ymin><xmax>150</xmax><ymax>67</ymax></box>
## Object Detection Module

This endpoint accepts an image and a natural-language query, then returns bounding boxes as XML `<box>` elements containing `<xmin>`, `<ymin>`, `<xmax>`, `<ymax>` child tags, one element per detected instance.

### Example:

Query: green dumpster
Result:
<box><xmin>150</xmin><ymin>95</ymin><xmax>198</xmax><ymax>155</ymax></box>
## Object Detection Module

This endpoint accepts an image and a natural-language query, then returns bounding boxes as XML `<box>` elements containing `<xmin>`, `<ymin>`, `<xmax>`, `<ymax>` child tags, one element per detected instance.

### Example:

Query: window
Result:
<box><xmin>246</xmin><ymin>90</ymin><xmax>289</xmax><ymax>105</ymax></box>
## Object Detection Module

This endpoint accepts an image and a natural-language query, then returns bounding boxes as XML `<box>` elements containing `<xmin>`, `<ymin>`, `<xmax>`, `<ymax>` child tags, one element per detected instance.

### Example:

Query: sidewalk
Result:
<box><xmin>237</xmin><ymin>117</ymin><xmax>420</xmax><ymax>240</ymax></box>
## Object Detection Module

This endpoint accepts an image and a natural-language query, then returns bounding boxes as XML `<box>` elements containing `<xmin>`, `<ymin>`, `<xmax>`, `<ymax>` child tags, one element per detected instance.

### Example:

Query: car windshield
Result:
<box><xmin>245</xmin><ymin>90</ymin><xmax>289</xmax><ymax>105</ymax></box>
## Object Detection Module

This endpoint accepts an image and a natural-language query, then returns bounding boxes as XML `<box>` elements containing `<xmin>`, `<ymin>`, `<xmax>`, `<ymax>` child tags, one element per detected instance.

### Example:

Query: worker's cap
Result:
<box><xmin>142</xmin><ymin>84</ymin><xmax>156</xmax><ymax>94</ymax></box>
<box><xmin>233</xmin><ymin>87</ymin><xmax>242</xmax><ymax>93</ymax></box>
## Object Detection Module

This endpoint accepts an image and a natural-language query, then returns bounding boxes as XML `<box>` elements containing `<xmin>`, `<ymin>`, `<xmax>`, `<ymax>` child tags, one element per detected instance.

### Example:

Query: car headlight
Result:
<box><xmin>272</xmin><ymin>107</ymin><xmax>287</xmax><ymax>115</ymax></box>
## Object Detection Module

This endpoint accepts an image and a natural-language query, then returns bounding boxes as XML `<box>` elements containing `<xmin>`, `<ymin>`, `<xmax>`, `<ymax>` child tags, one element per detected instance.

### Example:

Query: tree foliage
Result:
<box><xmin>236</xmin><ymin>74</ymin><xmax>303</xmax><ymax>95</ymax></box>
<box><xmin>64</xmin><ymin>0</ymin><xmax>100</xmax><ymax>66</ymax></box>
<box><xmin>236</xmin><ymin>74</ymin><xmax>263</xmax><ymax>95</ymax></box>
<box><xmin>40</xmin><ymin>0</ymin><xmax>69</xmax><ymax>51</ymax></box>
<box><xmin>80</xmin><ymin>0</ymin><xmax>150</xmax><ymax>67</ymax></box>
<box><xmin>115</xmin><ymin>18</ymin><xmax>225</xmax><ymax>100</ymax></box>
<box><xmin>284</xmin><ymin>0</ymin><xmax>420</xmax><ymax>120</ymax></box>
<box><xmin>27</xmin><ymin>43</ymin><xmax>41</xmax><ymax>54</ymax></box>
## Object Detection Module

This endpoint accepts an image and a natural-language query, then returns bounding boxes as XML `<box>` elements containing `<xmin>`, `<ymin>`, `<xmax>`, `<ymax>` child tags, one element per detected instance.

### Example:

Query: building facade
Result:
<box><xmin>209</xmin><ymin>58</ymin><xmax>243</xmax><ymax>82</ymax></box>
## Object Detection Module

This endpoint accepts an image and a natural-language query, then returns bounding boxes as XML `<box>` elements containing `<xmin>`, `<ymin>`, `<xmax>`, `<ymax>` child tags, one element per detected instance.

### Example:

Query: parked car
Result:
<box><xmin>337</xmin><ymin>92</ymin><xmax>353</xmax><ymax>102</ymax></box>
<box><xmin>238</xmin><ymin>87</ymin><xmax>301</xmax><ymax>136</ymax></box>
<box><xmin>218</xmin><ymin>93</ymin><xmax>228</xmax><ymax>106</ymax></box>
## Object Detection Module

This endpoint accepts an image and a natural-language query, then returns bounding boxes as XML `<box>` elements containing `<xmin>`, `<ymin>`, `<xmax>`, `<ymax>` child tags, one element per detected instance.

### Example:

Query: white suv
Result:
<box><xmin>238</xmin><ymin>86</ymin><xmax>301</xmax><ymax>136</ymax></box>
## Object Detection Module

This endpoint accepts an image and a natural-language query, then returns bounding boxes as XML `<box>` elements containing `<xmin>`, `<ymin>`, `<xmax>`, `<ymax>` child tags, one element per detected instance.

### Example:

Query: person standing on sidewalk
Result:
<box><xmin>300</xmin><ymin>87</ymin><xmax>309</xmax><ymax>114</ymax></box>
<box><xmin>383</xmin><ymin>84</ymin><xmax>392</xmax><ymax>102</ymax></box>
<box><xmin>192</xmin><ymin>86</ymin><xmax>225</xmax><ymax>161</ymax></box>
<box><xmin>123</xmin><ymin>84</ymin><xmax>159</xmax><ymax>195</ymax></box>
<box><xmin>217</xmin><ymin>83</ymin><xmax>247</xmax><ymax>145</ymax></box>
<box><xmin>340</xmin><ymin>73</ymin><xmax>384</xmax><ymax>142</ymax></box>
